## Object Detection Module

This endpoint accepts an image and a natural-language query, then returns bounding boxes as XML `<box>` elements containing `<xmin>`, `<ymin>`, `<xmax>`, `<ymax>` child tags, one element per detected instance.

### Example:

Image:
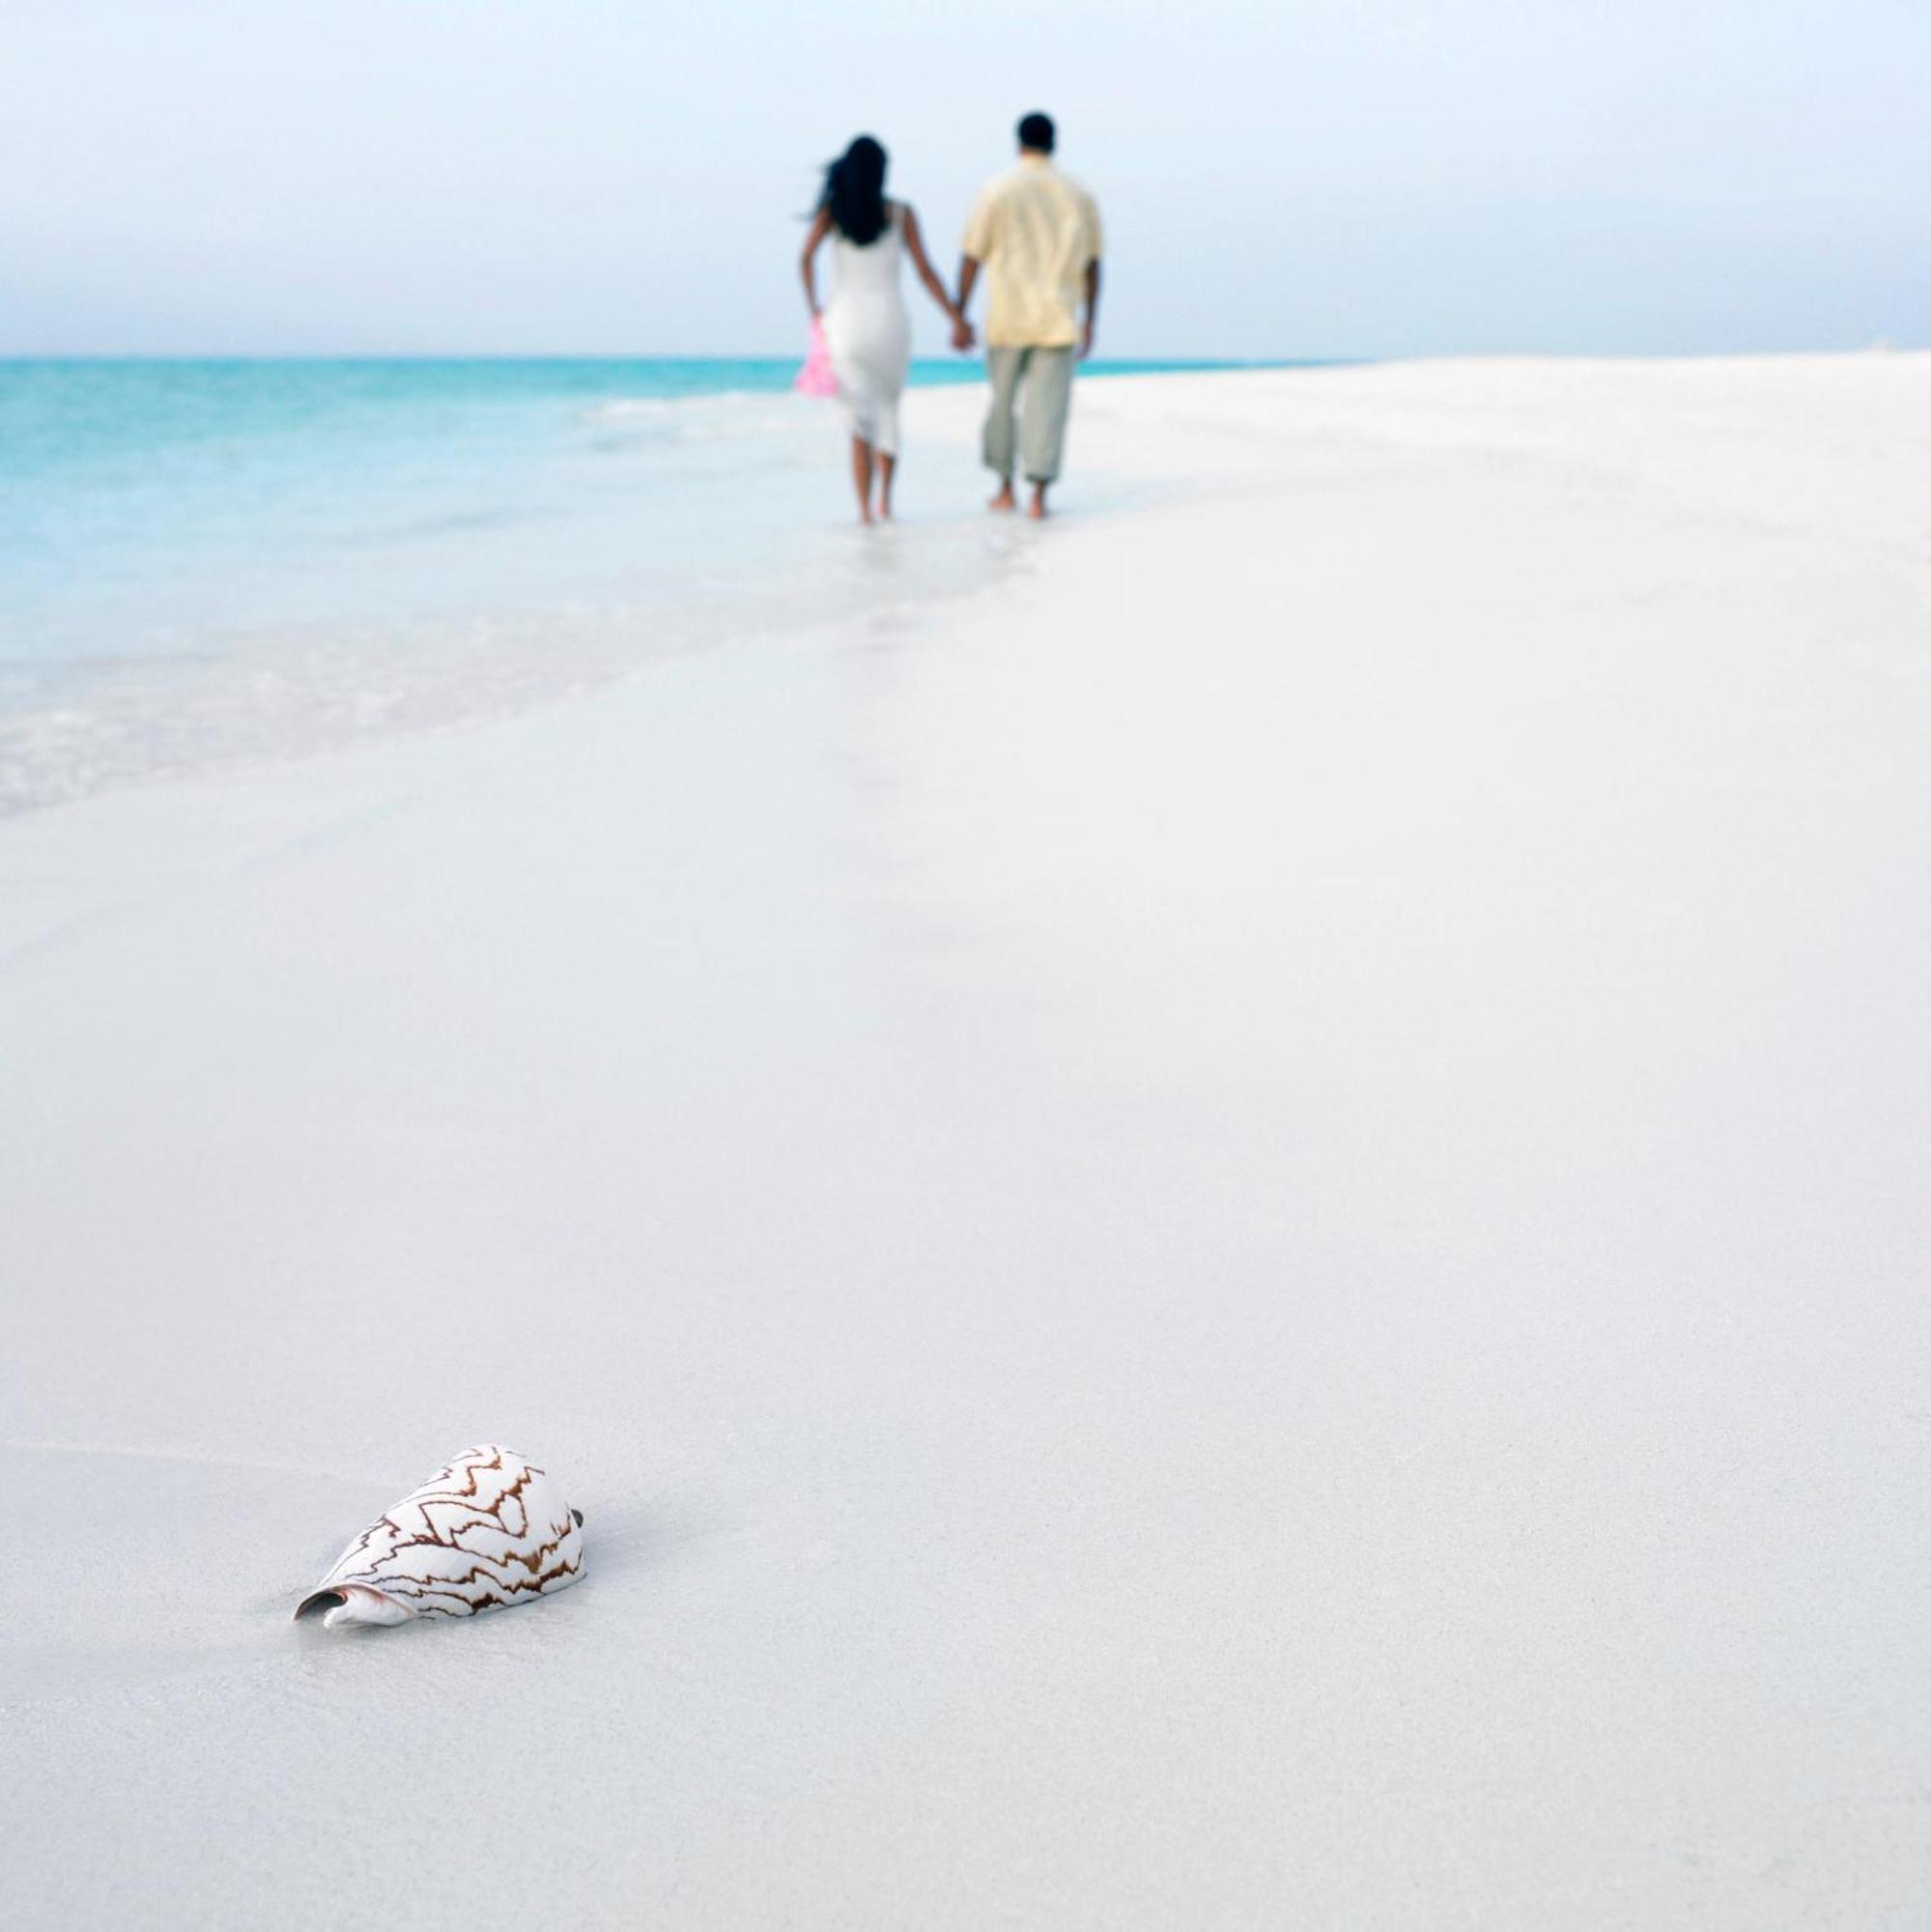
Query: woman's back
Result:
<box><xmin>831</xmin><ymin>204</ymin><xmax>906</xmax><ymax>306</ymax></box>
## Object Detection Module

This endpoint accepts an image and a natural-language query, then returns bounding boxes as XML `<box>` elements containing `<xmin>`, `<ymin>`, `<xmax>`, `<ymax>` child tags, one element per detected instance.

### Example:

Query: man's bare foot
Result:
<box><xmin>988</xmin><ymin>484</ymin><xmax>1017</xmax><ymax>513</ymax></box>
<box><xmin>1027</xmin><ymin>484</ymin><xmax>1049</xmax><ymax>521</ymax></box>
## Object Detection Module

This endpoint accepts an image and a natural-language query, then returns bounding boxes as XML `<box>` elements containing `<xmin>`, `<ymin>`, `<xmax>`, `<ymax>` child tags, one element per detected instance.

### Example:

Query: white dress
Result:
<box><xmin>822</xmin><ymin>203</ymin><xmax>912</xmax><ymax>455</ymax></box>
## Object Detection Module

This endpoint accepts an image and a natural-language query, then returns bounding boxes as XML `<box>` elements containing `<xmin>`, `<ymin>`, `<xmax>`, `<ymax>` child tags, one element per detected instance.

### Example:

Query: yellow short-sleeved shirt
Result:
<box><xmin>961</xmin><ymin>156</ymin><xmax>1104</xmax><ymax>349</ymax></box>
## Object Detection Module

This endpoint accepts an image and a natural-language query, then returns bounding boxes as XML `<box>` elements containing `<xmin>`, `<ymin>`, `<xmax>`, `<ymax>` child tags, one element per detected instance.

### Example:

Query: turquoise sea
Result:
<box><xmin>0</xmin><ymin>356</ymin><xmax>1285</xmax><ymax>811</ymax></box>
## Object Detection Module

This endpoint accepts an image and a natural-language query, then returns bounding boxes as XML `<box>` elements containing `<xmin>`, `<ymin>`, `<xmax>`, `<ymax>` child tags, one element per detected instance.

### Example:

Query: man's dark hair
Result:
<box><xmin>1017</xmin><ymin>112</ymin><xmax>1056</xmax><ymax>154</ymax></box>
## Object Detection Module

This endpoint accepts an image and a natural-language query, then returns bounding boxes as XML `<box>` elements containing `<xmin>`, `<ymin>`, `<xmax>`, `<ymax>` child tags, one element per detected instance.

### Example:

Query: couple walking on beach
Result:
<box><xmin>800</xmin><ymin>112</ymin><xmax>1104</xmax><ymax>525</ymax></box>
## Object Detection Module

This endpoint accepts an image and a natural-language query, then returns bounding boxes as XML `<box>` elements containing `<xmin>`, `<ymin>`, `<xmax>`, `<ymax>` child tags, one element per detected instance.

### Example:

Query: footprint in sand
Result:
<box><xmin>1</xmin><ymin>1444</ymin><xmax>399</xmax><ymax>1702</ymax></box>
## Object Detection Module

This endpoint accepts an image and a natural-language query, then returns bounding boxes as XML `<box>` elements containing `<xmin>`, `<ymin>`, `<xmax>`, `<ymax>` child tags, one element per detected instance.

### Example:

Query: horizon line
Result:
<box><xmin>1</xmin><ymin>344</ymin><xmax>1918</xmax><ymax>364</ymax></box>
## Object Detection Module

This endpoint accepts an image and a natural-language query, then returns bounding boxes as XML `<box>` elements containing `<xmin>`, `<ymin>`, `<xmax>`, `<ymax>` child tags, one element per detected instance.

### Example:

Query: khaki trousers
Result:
<box><xmin>982</xmin><ymin>345</ymin><xmax>1076</xmax><ymax>484</ymax></box>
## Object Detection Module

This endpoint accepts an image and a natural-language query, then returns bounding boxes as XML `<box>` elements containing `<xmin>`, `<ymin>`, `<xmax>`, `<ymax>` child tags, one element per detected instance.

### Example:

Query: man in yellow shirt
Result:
<box><xmin>956</xmin><ymin>112</ymin><xmax>1104</xmax><ymax>520</ymax></box>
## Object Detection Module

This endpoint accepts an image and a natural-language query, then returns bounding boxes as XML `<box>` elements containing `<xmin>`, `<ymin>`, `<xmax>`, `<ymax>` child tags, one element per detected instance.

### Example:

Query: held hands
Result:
<box><xmin>950</xmin><ymin>312</ymin><xmax>977</xmax><ymax>354</ymax></box>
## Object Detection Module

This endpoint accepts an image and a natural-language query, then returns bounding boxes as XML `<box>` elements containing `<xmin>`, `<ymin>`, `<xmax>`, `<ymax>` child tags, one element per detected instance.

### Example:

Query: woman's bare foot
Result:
<box><xmin>988</xmin><ymin>483</ymin><xmax>1017</xmax><ymax>513</ymax></box>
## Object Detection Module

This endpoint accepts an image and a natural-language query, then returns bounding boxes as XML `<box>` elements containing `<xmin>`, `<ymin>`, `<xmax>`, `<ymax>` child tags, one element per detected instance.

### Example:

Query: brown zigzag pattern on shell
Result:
<box><xmin>296</xmin><ymin>1445</ymin><xmax>585</xmax><ymax>1623</ymax></box>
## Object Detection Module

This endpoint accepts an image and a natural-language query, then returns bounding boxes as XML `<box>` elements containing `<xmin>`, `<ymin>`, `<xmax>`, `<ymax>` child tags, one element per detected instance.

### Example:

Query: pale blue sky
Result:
<box><xmin>3</xmin><ymin>0</ymin><xmax>1926</xmax><ymax>357</ymax></box>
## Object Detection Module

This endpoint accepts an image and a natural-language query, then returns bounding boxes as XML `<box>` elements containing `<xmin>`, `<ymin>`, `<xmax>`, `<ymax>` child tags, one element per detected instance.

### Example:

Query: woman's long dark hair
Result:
<box><xmin>821</xmin><ymin>135</ymin><xmax>889</xmax><ymax>246</ymax></box>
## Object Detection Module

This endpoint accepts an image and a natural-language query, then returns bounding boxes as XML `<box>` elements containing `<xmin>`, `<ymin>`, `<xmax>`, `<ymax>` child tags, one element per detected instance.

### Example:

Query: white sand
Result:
<box><xmin>5</xmin><ymin>355</ymin><xmax>1929</xmax><ymax>1927</ymax></box>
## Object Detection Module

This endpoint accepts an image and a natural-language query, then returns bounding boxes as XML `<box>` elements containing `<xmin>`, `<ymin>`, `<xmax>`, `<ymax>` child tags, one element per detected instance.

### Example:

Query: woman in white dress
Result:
<box><xmin>800</xmin><ymin>135</ymin><xmax>974</xmax><ymax>524</ymax></box>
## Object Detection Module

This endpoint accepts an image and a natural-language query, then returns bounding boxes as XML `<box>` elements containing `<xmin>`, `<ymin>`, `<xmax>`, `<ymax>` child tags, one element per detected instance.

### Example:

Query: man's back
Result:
<box><xmin>961</xmin><ymin>157</ymin><xmax>1103</xmax><ymax>350</ymax></box>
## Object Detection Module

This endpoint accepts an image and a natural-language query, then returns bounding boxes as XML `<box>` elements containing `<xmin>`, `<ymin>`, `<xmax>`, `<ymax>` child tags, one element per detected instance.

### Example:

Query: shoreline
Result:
<box><xmin>5</xmin><ymin>354</ymin><xmax>1930</xmax><ymax>1926</ymax></box>
<box><xmin>1</xmin><ymin>358</ymin><xmax>1178</xmax><ymax>817</ymax></box>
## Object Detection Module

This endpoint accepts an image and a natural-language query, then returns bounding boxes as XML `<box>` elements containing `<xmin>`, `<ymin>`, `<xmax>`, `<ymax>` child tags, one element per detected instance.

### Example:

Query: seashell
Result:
<box><xmin>295</xmin><ymin>1445</ymin><xmax>585</xmax><ymax>1629</ymax></box>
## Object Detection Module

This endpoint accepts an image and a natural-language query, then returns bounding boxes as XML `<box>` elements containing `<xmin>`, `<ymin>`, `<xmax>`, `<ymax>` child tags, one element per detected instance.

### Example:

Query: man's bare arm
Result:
<box><xmin>1082</xmin><ymin>260</ymin><xmax>1101</xmax><ymax>359</ymax></box>
<box><xmin>949</xmin><ymin>255</ymin><xmax>982</xmax><ymax>354</ymax></box>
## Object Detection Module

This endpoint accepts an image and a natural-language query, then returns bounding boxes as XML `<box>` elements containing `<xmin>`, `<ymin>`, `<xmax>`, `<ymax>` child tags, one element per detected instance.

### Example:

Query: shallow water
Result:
<box><xmin>0</xmin><ymin>357</ymin><xmax>1257</xmax><ymax>812</ymax></box>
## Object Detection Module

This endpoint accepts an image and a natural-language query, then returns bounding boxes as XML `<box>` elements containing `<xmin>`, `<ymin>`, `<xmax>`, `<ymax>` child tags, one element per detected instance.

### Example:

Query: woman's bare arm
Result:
<box><xmin>799</xmin><ymin>207</ymin><xmax>833</xmax><ymax>318</ymax></box>
<box><xmin>902</xmin><ymin>206</ymin><xmax>975</xmax><ymax>349</ymax></box>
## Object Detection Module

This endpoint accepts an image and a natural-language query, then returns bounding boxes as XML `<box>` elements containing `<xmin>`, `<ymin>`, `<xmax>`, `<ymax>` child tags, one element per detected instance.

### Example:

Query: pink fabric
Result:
<box><xmin>793</xmin><ymin>317</ymin><xmax>838</xmax><ymax>398</ymax></box>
